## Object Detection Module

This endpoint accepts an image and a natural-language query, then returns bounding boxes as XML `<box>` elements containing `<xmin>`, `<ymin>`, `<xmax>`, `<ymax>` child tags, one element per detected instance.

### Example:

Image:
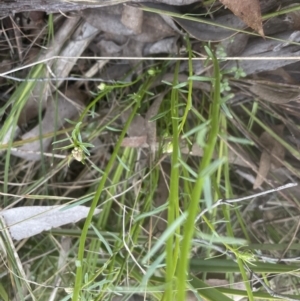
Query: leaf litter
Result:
<box><xmin>220</xmin><ymin>0</ymin><xmax>264</xmax><ymax>37</ymax></box>
<box><xmin>254</xmin><ymin>124</ymin><xmax>285</xmax><ymax>189</ymax></box>
<box><xmin>1</xmin><ymin>205</ymin><xmax>101</xmax><ymax>241</ymax></box>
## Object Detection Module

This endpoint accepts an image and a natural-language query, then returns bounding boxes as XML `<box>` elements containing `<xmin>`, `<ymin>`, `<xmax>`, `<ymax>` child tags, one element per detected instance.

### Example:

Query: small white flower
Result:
<box><xmin>72</xmin><ymin>147</ymin><xmax>84</xmax><ymax>162</ymax></box>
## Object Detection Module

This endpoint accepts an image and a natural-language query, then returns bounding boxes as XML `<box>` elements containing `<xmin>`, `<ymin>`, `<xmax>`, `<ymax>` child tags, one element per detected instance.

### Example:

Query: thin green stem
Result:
<box><xmin>71</xmin><ymin>94</ymin><xmax>143</xmax><ymax>301</ymax></box>
<box><xmin>176</xmin><ymin>47</ymin><xmax>221</xmax><ymax>301</ymax></box>
<box><xmin>179</xmin><ymin>36</ymin><xmax>193</xmax><ymax>134</ymax></box>
<box><xmin>165</xmin><ymin>62</ymin><xmax>180</xmax><ymax>301</ymax></box>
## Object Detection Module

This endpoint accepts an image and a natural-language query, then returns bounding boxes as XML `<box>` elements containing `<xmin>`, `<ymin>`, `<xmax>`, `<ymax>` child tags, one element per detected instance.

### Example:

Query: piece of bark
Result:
<box><xmin>0</xmin><ymin>0</ymin><xmax>203</xmax><ymax>17</ymax></box>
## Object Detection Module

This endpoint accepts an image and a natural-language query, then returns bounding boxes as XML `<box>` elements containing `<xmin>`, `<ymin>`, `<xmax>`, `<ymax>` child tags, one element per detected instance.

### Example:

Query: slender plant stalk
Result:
<box><xmin>71</xmin><ymin>91</ymin><xmax>144</xmax><ymax>301</ymax></box>
<box><xmin>176</xmin><ymin>47</ymin><xmax>221</xmax><ymax>301</ymax></box>
<box><xmin>178</xmin><ymin>36</ymin><xmax>193</xmax><ymax>134</ymax></box>
<box><xmin>165</xmin><ymin>61</ymin><xmax>180</xmax><ymax>301</ymax></box>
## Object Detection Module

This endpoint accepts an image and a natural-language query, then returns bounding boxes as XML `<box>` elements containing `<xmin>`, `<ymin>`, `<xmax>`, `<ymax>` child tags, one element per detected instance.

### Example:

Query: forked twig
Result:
<box><xmin>222</xmin><ymin>183</ymin><xmax>297</xmax><ymax>204</ymax></box>
<box><xmin>196</xmin><ymin>182</ymin><xmax>297</xmax><ymax>222</ymax></box>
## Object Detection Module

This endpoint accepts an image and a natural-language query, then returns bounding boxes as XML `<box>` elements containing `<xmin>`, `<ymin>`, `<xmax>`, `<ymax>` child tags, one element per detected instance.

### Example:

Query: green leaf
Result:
<box><xmin>188</xmin><ymin>75</ymin><xmax>214</xmax><ymax>82</ymax></box>
<box><xmin>199</xmin><ymin>158</ymin><xmax>227</xmax><ymax>177</ymax></box>
<box><xmin>53</xmin><ymin>144</ymin><xmax>74</xmax><ymax>150</ymax></box>
<box><xmin>52</xmin><ymin>137</ymin><xmax>72</xmax><ymax>144</ymax></box>
<box><xmin>173</xmin><ymin>82</ymin><xmax>188</xmax><ymax>89</ymax></box>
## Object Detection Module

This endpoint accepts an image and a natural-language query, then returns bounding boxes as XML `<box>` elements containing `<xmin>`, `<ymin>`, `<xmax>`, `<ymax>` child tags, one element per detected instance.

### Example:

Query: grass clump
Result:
<box><xmin>1</xmin><ymin>10</ymin><xmax>300</xmax><ymax>301</ymax></box>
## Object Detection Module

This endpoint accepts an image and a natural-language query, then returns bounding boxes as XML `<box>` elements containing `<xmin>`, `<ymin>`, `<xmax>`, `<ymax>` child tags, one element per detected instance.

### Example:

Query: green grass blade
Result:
<box><xmin>176</xmin><ymin>46</ymin><xmax>221</xmax><ymax>301</ymax></box>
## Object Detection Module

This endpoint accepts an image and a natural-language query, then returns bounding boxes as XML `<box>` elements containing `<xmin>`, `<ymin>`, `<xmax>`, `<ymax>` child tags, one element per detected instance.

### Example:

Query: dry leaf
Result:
<box><xmin>253</xmin><ymin>150</ymin><xmax>271</xmax><ymax>189</ymax></box>
<box><xmin>284</xmin><ymin>4</ymin><xmax>300</xmax><ymax>30</ymax></box>
<box><xmin>144</xmin><ymin>37</ymin><xmax>178</xmax><ymax>55</ymax></box>
<box><xmin>225</xmin><ymin>31</ymin><xmax>300</xmax><ymax>75</ymax></box>
<box><xmin>271</xmin><ymin>140</ymin><xmax>286</xmax><ymax>169</ymax></box>
<box><xmin>97</xmin><ymin>40</ymin><xmax>124</xmax><ymax>55</ymax></box>
<box><xmin>220</xmin><ymin>0</ymin><xmax>264</xmax><ymax>37</ymax></box>
<box><xmin>260</xmin><ymin>124</ymin><xmax>284</xmax><ymax>149</ymax></box>
<box><xmin>82</xmin><ymin>6</ymin><xmax>175</xmax><ymax>43</ymax></box>
<box><xmin>221</xmin><ymin>33</ymin><xmax>249</xmax><ymax>56</ymax></box>
<box><xmin>121</xmin><ymin>92</ymin><xmax>166</xmax><ymax>156</ymax></box>
<box><xmin>121</xmin><ymin>111</ymin><xmax>147</xmax><ymax>138</ymax></box>
<box><xmin>142</xmin><ymin>2</ymin><xmax>246</xmax><ymax>41</ymax></box>
<box><xmin>121</xmin><ymin>5</ymin><xmax>143</xmax><ymax>34</ymax></box>
<box><xmin>273</xmin><ymin>31</ymin><xmax>300</xmax><ymax>52</ymax></box>
<box><xmin>11</xmin><ymin>89</ymin><xmax>84</xmax><ymax>161</ymax></box>
<box><xmin>253</xmin><ymin>125</ymin><xmax>285</xmax><ymax>189</ymax></box>
<box><xmin>121</xmin><ymin>136</ymin><xmax>147</xmax><ymax>148</ymax></box>
<box><xmin>249</xmin><ymin>81</ymin><xmax>300</xmax><ymax>104</ymax></box>
<box><xmin>145</xmin><ymin>93</ymin><xmax>166</xmax><ymax>158</ymax></box>
<box><xmin>29</xmin><ymin>11</ymin><xmax>45</xmax><ymax>23</ymax></box>
<box><xmin>1</xmin><ymin>206</ymin><xmax>101</xmax><ymax>240</ymax></box>
<box><xmin>266</xmin><ymin>68</ymin><xmax>296</xmax><ymax>85</ymax></box>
